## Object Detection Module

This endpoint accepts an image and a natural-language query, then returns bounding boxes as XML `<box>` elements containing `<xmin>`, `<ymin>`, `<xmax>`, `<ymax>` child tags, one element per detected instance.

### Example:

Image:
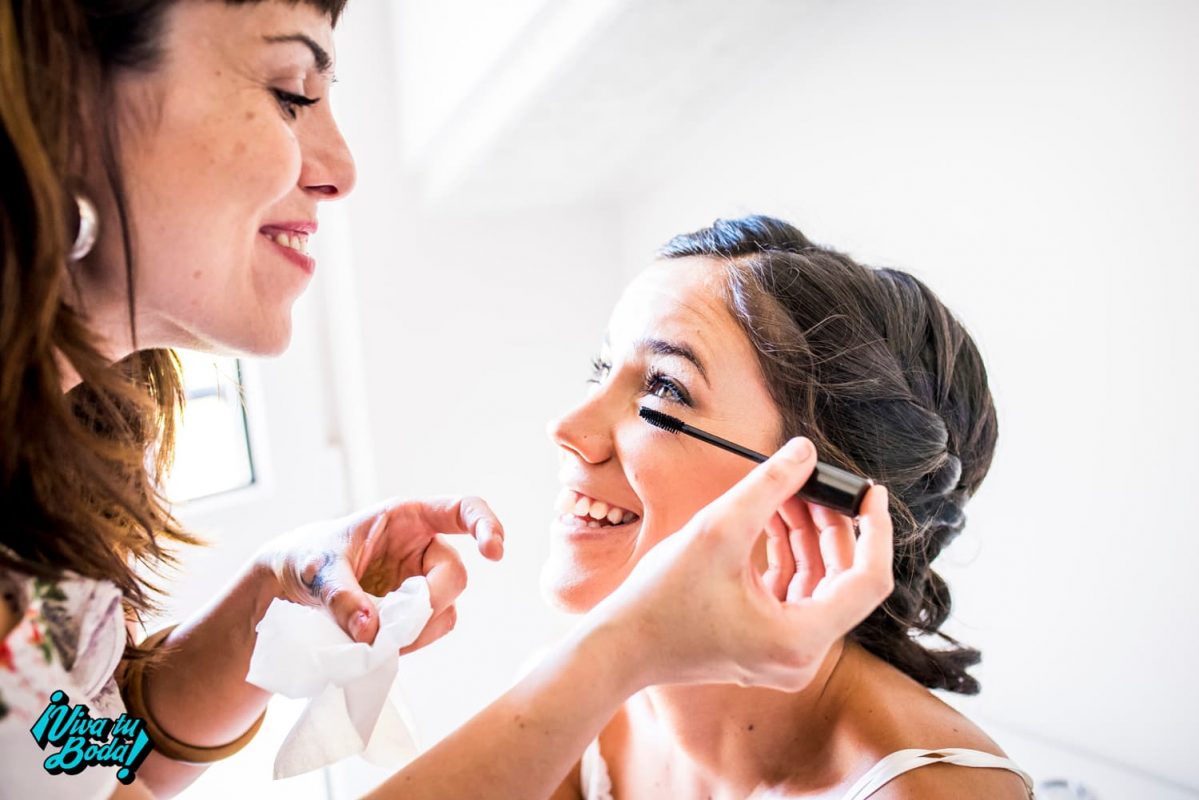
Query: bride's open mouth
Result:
<box><xmin>553</xmin><ymin>488</ymin><xmax>640</xmax><ymax>531</ymax></box>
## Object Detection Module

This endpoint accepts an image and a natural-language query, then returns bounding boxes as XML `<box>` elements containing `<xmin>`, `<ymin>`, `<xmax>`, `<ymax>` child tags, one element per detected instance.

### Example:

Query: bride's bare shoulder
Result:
<box><xmin>807</xmin><ymin>646</ymin><xmax>1030</xmax><ymax>799</ymax></box>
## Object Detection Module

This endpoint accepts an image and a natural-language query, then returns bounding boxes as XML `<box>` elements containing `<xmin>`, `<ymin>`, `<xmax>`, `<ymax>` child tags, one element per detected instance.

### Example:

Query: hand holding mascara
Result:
<box><xmin>639</xmin><ymin>407</ymin><xmax>873</xmax><ymax>517</ymax></box>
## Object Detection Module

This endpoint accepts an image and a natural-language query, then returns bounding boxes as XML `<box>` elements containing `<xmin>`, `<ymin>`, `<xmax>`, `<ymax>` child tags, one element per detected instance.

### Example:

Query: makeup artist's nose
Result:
<box><xmin>546</xmin><ymin>406</ymin><xmax>613</xmax><ymax>465</ymax></box>
<box><xmin>301</xmin><ymin>114</ymin><xmax>357</xmax><ymax>199</ymax></box>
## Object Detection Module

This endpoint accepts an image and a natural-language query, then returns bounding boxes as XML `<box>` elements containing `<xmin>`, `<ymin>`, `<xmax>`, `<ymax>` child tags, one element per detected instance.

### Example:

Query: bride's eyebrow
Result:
<box><xmin>633</xmin><ymin>337</ymin><xmax>710</xmax><ymax>388</ymax></box>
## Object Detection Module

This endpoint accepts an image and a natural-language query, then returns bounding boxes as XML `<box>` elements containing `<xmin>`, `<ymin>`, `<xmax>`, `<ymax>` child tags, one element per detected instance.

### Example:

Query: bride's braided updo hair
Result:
<box><xmin>660</xmin><ymin>215</ymin><xmax>998</xmax><ymax>694</ymax></box>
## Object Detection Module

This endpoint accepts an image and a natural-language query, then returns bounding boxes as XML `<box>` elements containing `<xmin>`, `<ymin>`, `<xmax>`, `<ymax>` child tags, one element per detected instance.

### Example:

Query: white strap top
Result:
<box><xmin>580</xmin><ymin>737</ymin><xmax>614</xmax><ymax>800</ymax></box>
<box><xmin>580</xmin><ymin>740</ymin><xmax>1035</xmax><ymax>800</ymax></box>
<box><xmin>840</xmin><ymin>747</ymin><xmax>1035</xmax><ymax>799</ymax></box>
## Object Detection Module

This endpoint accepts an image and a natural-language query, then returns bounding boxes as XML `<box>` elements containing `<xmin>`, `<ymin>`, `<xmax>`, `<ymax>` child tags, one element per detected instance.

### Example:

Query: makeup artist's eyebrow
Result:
<box><xmin>634</xmin><ymin>337</ymin><xmax>711</xmax><ymax>388</ymax></box>
<box><xmin>263</xmin><ymin>33</ymin><xmax>333</xmax><ymax>75</ymax></box>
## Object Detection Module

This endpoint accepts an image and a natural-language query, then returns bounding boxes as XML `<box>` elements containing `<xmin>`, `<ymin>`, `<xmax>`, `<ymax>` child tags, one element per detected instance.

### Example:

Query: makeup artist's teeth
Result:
<box><xmin>555</xmin><ymin>489</ymin><xmax>640</xmax><ymax>528</ymax></box>
<box><xmin>265</xmin><ymin>231</ymin><xmax>309</xmax><ymax>254</ymax></box>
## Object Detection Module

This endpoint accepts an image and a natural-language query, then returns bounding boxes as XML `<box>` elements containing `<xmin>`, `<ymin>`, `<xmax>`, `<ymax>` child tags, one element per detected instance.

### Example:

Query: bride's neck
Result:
<box><xmin>640</xmin><ymin>639</ymin><xmax>865</xmax><ymax>797</ymax></box>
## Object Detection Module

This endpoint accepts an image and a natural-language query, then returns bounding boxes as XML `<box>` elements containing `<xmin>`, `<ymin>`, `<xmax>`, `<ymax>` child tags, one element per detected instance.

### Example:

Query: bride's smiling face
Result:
<box><xmin>543</xmin><ymin>256</ymin><xmax>785</xmax><ymax>612</ymax></box>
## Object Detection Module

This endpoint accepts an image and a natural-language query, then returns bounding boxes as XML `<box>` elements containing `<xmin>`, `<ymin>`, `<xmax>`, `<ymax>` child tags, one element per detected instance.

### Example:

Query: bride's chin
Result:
<box><xmin>539</xmin><ymin>561</ymin><xmax>614</xmax><ymax>614</ymax></box>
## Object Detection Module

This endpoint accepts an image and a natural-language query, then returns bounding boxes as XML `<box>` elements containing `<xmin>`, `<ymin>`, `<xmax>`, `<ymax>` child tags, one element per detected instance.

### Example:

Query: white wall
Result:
<box><xmin>265</xmin><ymin>1</ymin><xmax>1198</xmax><ymax>797</ymax></box>
<box><xmin>392</xmin><ymin>0</ymin><xmax>552</xmax><ymax>157</ymax></box>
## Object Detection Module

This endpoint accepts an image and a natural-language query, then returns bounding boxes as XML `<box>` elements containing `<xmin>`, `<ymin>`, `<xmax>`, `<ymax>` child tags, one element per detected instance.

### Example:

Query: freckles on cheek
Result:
<box><xmin>224</xmin><ymin>110</ymin><xmax>302</xmax><ymax>202</ymax></box>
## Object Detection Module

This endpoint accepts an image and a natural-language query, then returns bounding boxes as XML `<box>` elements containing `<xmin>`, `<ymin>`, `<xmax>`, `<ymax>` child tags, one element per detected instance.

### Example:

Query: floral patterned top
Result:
<box><xmin>0</xmin><ymin>568</ymin><xmax>126</xmax><ymax>800</ymax></box>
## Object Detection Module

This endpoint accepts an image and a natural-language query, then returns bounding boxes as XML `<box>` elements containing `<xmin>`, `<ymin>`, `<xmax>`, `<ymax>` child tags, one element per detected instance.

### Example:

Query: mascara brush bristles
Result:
<box><xmin>638</xmin><ymin>407</ymin><xmax>685</xmax><ymax>434</ymax></box>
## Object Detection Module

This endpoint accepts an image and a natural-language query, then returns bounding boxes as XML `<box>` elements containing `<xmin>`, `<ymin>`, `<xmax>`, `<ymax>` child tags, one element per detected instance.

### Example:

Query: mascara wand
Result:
<box><xmin>639</xmin><ymin>406</ymin><xmax>873</xmax><ymax>517</ymax></box>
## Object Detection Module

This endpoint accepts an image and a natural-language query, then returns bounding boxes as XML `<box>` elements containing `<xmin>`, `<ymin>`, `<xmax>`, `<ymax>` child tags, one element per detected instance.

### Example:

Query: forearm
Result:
<box><xmin>133</xmin><ymin>558</ymin><xmax>280</xmax><ymax>796</ymax></box>
<box><xmin>367</xmin><ymin>619</ymin><xmax>643</xmax><ymax>800</ymax></box>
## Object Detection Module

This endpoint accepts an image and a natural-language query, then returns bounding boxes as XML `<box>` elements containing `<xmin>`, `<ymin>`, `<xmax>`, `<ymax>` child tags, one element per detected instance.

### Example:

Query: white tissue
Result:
<box><xmin>246</xmin><ymin>576</ymin><xmax>433</xmax><ymax>779</ymax></box>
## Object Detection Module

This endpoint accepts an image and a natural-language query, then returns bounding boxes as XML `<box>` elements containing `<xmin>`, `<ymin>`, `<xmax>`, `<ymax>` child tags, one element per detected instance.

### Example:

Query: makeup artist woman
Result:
<box><xmin>0</xmin><ymin>2</ymin><xmax>894</xmax><ymax>798</ymax></box>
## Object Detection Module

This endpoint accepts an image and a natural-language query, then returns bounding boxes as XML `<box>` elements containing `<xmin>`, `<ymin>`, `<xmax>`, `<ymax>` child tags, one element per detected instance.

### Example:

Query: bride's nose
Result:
<box><xmin>546</xmin><ymin>400</ymin><xmax>614</xmax><ymax>465</ymax></box>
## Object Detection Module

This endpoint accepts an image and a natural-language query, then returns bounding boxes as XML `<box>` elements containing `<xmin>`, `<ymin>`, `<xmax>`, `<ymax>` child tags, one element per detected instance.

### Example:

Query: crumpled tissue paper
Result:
<box><xmin>246</xmin><ymin>576</ymin><xmax>432</xmax><ymax>779</ymax></box>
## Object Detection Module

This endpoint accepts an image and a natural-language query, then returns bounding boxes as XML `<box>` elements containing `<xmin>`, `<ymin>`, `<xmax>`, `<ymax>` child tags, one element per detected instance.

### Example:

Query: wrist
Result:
<box><xmin>245</xmin><ymin>552</ymin><xmax>285</xmax><ymax>629</ymax></box>
<box><xmin>572</xmin><ymin>609</ymin><xmax>653</xmax><ymax>697</ymax></box>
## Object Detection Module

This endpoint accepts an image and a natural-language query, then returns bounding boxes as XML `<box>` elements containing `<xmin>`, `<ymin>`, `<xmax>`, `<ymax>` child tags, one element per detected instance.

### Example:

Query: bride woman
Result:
<box><xmin>545</xmin><ymin>216</ymin><xmax>1034</xmax><ymax>800</ymax></box>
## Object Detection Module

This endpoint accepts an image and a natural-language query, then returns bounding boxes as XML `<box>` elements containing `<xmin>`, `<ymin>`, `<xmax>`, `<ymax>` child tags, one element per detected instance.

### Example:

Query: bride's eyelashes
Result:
<box><xmin>587</xmin><ymin>356</ymin><xmax>694</xmax><ymax>407</ymax></box>
<box><xmin>643</xmin><ymin>368</ymin><xmax>691</xmax><ymax>406</ymax></box>
<box><xmin>589</xmin><ymin>355</ymin><xmax>610</xmax><ymax>382</ymax></box>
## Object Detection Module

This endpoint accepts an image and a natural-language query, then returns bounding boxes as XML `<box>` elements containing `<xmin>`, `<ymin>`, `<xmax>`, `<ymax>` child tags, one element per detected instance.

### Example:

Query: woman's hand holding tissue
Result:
<box><xmin>121</xmin><ymin>496</ymin><xmax>501</xmax><ymax>793</ymax></box>
<box><xmin>585</xmin><ymin>437</ymin><xmax>894</xmax><ymax>693</ymax></box>
<box><xmin>257</xmin><ymin>495</ymin><xmax>505</xmax><ymax>649</ymax></box>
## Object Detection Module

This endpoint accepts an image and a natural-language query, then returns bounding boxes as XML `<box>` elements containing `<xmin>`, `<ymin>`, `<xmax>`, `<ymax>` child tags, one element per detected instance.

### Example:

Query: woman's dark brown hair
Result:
<box><xmin>661</xmin><ymin>215</ymin><xmax>998</xmax><ymax>694</ymax></box>
<box><xmin>0</xmin><ymin>0</ymin><xmax>346</xmax><ymax>623</ymax></box>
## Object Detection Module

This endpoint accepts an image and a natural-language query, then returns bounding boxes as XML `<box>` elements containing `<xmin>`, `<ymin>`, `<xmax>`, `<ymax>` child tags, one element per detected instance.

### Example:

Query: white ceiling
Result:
<box><xmin>397</xmin><ymin>0</ymin><xmax>825</xmax><ymax>209</ymax></box>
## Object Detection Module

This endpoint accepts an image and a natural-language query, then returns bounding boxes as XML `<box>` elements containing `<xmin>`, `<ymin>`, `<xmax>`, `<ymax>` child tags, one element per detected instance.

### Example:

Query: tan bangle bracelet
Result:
<box><xmin>120</xmin><ymin>624</ymin><xmax>267</xmax><ymax>764</ymax></box>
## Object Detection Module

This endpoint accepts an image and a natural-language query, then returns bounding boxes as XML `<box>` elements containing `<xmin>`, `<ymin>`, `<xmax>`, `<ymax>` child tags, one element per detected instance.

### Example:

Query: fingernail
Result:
<box><xmin>350</xmin><ymin>609</ymin><xmax>369</xmax><ymax>640</ymax></box>
<box><xmin>791</xmin><ymin>437</ymin><xmax>813</xmax><ymax>460</ymax></box>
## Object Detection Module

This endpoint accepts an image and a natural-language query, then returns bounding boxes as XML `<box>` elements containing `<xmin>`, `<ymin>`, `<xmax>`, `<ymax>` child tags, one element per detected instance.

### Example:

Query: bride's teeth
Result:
<box><xmin>275</xmin><ymin>232</ymin><xmax>289</xmax><ymax>247</ymax></box>
<box><xmin>558</xmin><ymin>490</ymin><xmax>639</xmax><ymax>527</ymax></box>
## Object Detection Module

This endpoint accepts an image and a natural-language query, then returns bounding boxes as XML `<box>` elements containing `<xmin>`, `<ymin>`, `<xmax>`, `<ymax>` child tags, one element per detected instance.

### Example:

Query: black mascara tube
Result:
<box><xmin>639</xmin><ymin>407</ymin><xmax>872</xmax><ymax>517</ymax></box>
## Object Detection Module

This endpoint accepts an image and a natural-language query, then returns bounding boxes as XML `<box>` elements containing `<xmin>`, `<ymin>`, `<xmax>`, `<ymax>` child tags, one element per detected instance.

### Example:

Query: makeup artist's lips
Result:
<box><xmin>260</xmin><ymin>221</ymin><xmax>317</xmax><ymax>276</ymax></box>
